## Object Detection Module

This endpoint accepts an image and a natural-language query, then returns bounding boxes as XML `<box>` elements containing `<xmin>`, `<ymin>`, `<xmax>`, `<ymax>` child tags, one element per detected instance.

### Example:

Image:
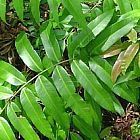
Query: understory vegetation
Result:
<box><xmin>0</xmin><ymin>0</ymin><xmax>140</xmax><ymax>139</ymax></box>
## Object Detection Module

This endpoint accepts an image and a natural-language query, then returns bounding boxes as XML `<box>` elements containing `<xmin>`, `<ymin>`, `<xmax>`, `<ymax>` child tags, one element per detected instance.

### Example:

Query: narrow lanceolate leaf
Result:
<box><xmin>0</xmin><ymin>61</ymin><xmax>26</xmax><ymax>85</ymax></box>
<box><xmin>131</xmin><ymin>0</ymin><xmax>140</xmax><ymax>9</ymax></box>
<box><xmin>111</xmin><ymin>51</ymin><xmax>125</xmax><ymax>83</ymax></box>
<box><xmin>7</xmin><ymin>102</ymin><xmax>40</xmax><ymax>140</ymax></box>
<box><xmin>40</xmin><ymin>23</ymin><xmax>61</xmax><ymax>62</ymax></box>
<box><xmin>16</xmin><ymin>32</ymin><xmax>43</xmax><ymax>72</ymax></box>
<box><xmin>89</xmin><ymin>59</ymin><xmax>125</xmax><ymax>115</ymax></box>
<box><xmin>20</xmin><ymin>88</ymin><xmax>54</xmax><ymax>139</ymax></box>
<box><xmin>35</xmin><ymin>75</ymin><xmax>70</xmax><ymax>130</ymax></box>
<box><xmin>121</xmin><ymin>43</ymin><xmax>139</xmax><ymax>74</ymax></box>
<box><xmin>119</xmin><ymin>10</ymin><xmax>140</xmax><ymax>21</ymax></box>
<box><xmin>113</xmin><ymin>83</ymin><xmax>137</xmax><ymax>103</ymax></box>
<box><xmin>62</xmin><ymin>0</ymin><xmax>88</xmax><ymax>31</ymax></box>
<box><xmin>90</xmin><ymin>19</ymin><xmax>137</xmax><ymax>54</ymax></box>
<box><xmin>103</xmin><ymin>0</ymin><xmax>114</xmax><ymax>11</ymax></box>
<box><xmin>0</xmin><ymin>86</ymin><xmax>13</xmax><ymax>100</ymax></box>
<box><xmin>73</xmin><ymin>116</ymin><xmax>99</xmax><ymax>140</ymax></box>
<box><xmin>30</xmin><ymin>0</ymin><xmax>40</xmax><ymax>24</ymax></box>
<box><xmin>68</xmin><ymin>10</ymin><xmax>114</xmax><ymax>58</ymax></box>
<box><xmin>13</xmin><ymin>0</ymin><xmax>23</xmax><ymax>20</ymax></box>
<box><xmin>115</xmin><ymin>71</ymin><xmax>140</xmax><ymax>85</ymax></box>
<box><xmin>0</xmin><ymin>117</ymin><xmax>16</xmax><ymax>140</ymax></box>
<box><xmin>52</xmin><ymin>66</ymin><xmax>93</xmax><ymax>126</ymax></box>
<box><xmin>115</xmin><ymin>0</ymin><xmax>132</xmax><ymax>14</ymax></box>
<box><xmin>47</xmin><ymin>0</ymin><xmax>60</xmax><ymax>23</ymax></box>
<box><xmin>71</xmin><ymin>60</ymin><xmax>115</xmax><ymax>112</ymax></box>
<box><xmin>0</xmin><ymin>0</ymin><xmax>6</xmax><ymax>22</ymax></box>
<box><xmin>90</xmin><ymin>57</ymin><xmax>137</xmax><ymax>104</ymax></box>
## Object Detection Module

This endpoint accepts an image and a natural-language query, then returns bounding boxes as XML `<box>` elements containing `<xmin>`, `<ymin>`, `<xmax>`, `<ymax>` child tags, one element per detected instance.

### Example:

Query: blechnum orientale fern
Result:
<box><xmin>0</xmin><ymin>0</ymin><xmax>140</xmax><ymax>139</ymax></box>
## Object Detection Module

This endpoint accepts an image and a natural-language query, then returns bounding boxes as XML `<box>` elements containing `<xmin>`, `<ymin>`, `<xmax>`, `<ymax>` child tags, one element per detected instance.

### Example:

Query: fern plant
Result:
<box><xmin>0</xmin><ymin>0</ymin><xmax>140</xmax><ymax>139</ymax></box>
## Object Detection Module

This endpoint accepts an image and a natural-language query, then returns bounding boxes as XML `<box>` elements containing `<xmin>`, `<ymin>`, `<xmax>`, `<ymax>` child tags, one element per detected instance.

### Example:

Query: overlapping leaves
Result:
<box><xmin>0</xmin><ymin>0</ymin><xmax>140</xmax><ymax>139</ymax></box>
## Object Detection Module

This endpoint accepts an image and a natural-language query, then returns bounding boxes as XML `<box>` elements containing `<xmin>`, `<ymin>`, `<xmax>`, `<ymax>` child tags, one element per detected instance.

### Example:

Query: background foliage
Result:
<box><xmin>0</xmin><ymin>0</ymin><xmax>140</xmax><ymax>139</ymax></box>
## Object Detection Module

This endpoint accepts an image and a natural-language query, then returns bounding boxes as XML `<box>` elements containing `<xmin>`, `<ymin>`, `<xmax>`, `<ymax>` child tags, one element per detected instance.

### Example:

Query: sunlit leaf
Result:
<box><xmin>62</xmin><ymin>0</ymin><xmax>88</xmax><ymax>31</ymax></box>
<box><xmin>127</xmin><ymin>29</ymin><xmax>137</xmax><ymax>43</ymax></box>
<box><xmin>40</xmin><ymin>23</ymin><xmax>62</xmax><ymax>62</ymax></box>
<box><xmin>115</xmin><ymin>0</ymin><xmax>132</xmax><ymax>14</ymax></box>
<box><xmin>71</xmin><ymin>60</ymin><xmax>115</xmax><ymax>112</ymax></box>
<box><xmin>68</xmin><ymin>10</ymin><xmax>114</xmax><ymax>58</ymax></box>
<box><xmin>35</xmin><ymin>75</ymin><xmax>70</xmax><ymax>130</ymax></box>
<box><xmin>13</xmin><ymin>0</ymin><xmax>23</xmax><ymax>20</ymax></box>
<box><xmin>130</xmin><ymin>0</ymin><xmax>140</xmax><ymax>10</ymax></box>
<box><xmin>90</xmin><ymin>19</ymin><xmax>137</xmax><ymax>54</ymax></box>
<box><xmin>52</xmin><ymin>66</ymin><xmax>94</xmax><ymax>126</ymax></box>
<box><xmin>0</xmin><ymin>61</ymin><xmax>26</xmax><ymax>85</ymax></box>
<box><xmin>90</xmin><ymin>57</ymin><xmax>137</xmax><ymax>104</ymax></box>
<box><xmin>0</xmin><ymin>117</ymin><xmax>16</xmax><ymax>140</ymax></box>
<box><xmin>47</xmin><ymin>0</ymin><xmax>60</xmax><ymax>23</ymax></box>
<box><xmin>103</xmin><ymin>0</ymin><xmax>114</xmax><ymax>11</ymax></box>
<box><xmin>30</xmin><ymin>0</ymin><xmax>40</xmax><ymax>24</ymax></box>
<box><xmin>20</xmin><ymin>88</ymin><xmax>54</xmax><ymax>139</ymax></box>
<box><xmin>0</xmin><ymin>86</ymin><xmax>13</xmax><ymax>100</ymax></box>
<box><xmin>0</xmin><ymin>0</ymin><xmax>6</xmax><ymax>22</ymax></box>
<box><xmin>7</xmin><ymin>102</ymin><xmax>40</xmax><ymax>140</ymax></box>
<box><xmin>16</xmin><ymin>32</ymin><xmax>43</xmax><ymax>72</ymax></box>
<box><xmin>119</xmin><ymin>10</ymin><xmax>140</xmax><ymax>21</ymax></box>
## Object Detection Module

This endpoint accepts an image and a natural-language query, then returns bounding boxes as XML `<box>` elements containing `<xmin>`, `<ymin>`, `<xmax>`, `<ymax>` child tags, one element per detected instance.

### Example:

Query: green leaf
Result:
<box><xmin>90</xmin><ymin>19</ymin><xmax>137</xmax><ymax>54</ymax></box>
<box><xmin>71</xmin><ymin>60</ymin><xmax>115</xmax><ymax>112</ymax></box>
<box><xmin>30</xmin><ymin>0</ymin><xmax>40</xmax><ymax>24</ymax></box>
<box><xmin>127</xmin><ymin>29</ymin><xmax>137</xmax><ymax>43</ymax></box>
<box><xmin>7</xmin><ymin>102</ymin><xmax>40</xmax><ymax>140</ymax></box>
<box><xmin>89</xmin><ymin>59</ymin><xmax>113</xmax><ymax>89</ymax></box>
<box><xmin>40</xmin><ymin>23</ymin><xmax>62</xmax><ymax>62</ymax></box>
<box><xmin>89</xmin><ymin>58</ymin><xmax>125</xmax><ymax>115</ymax></box>
<box><xmin>115</xmin><ymin>0</ymin><xmax>132</xmax><ymax>14</ymax></box>
<box><xmin>52</xmin><ymin>66</ymin><xmax>93</xmax><ymax>126</ymax></box>
<box><xmin>42</xmin><ymin>55</ymin><xmax>54</xmax><ymax>75</ymax></box>
<box><xmin>35</xmin><ymin>75</ymin><xmax>70</xmax><ymax>130</ymax></box>
<box><xmin>0</xmin><ymin>61</ymin><xmax>26</xmax><ymax>85</ymax></box>
<box><xmin>13</xmin><ymin>0</ymin><xmax>23</xmax><ymax>20</ymax></box>
<box><xmin>16</xmin><ymin>32</ymin><xmax>43</xmax><ymax>72</ymax></box>
<box><xmin>90</xmin><ymin>57</ymin><xmax>137</xmax><ymax>104</ymax></box>
<box><xmin>20</xmin><ymin>88</ymin><xmax>54</xmax><ymax>139</ymax></box>
<box><xmin>113</xmin><ymin>83</ymin><xmax>137</xmax><ymax>103</ymax></box>
<box><xmin>138</xmin><ymin>52</ymin><xmax>140</xmax><ymax>69</ymax></box>
<box><xmin>73</xmin><ymin>116</ymin><xmax>99</xmax><ymax>139</ymax></box>
<box><xmin>119</xmin><ymin>10</ymin><xmax>140</xmax><ymax>21</ymax></box>
<box><xmin>103</xmin><ymin>0</ymin><xmax>114</xmax><ymax>11</ymax></box>
<box><xmin>0</xmin><ymin>0</ymin><xmax>6</xmax><ymax>22</ymax></box>
<box><xmin>131</xmin><ymin>0</ymin><xmax>140</xmax><ymax>9</ymax></box>
<box><xmin>70</xmin><ymin>132</ymin><xmax>83</xmax><ymax>140</ymax></box>
<box><xmin>47</xmin><ymin>0</ymin><xmax>60</xmax><ymax>23</ymax></box>
<box><xmin>0</xmin><ymin>86</ymin><xmax>13</xmax><ymax>100</ymax></box>
<box><xmin>100</xmin><ymin>126</ymin><xmax>112</xmax><ymax>139</ymax></box>
<box><xmin>68</xmin><ymin>10</ymin><xmax>114</xmax><ymax>58</ymax></box>
<box><xmin>84</xmin><ymin>93</ymin><xmax>102</xmax><ymax>132</ymax></box>
<box><xmin>0</xmin><ymin>117</ymin><xmax>16</xmax><ymax>140</ymax></box>
<box><xmin>62</xmin><ymin>0</ymin><xmax>88</xmax><ymax>31</ymax></box>
<box><xmin>115</xmin><ymin>71</ymin><xmax>140</xmax><ymax>85</ymax></box>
